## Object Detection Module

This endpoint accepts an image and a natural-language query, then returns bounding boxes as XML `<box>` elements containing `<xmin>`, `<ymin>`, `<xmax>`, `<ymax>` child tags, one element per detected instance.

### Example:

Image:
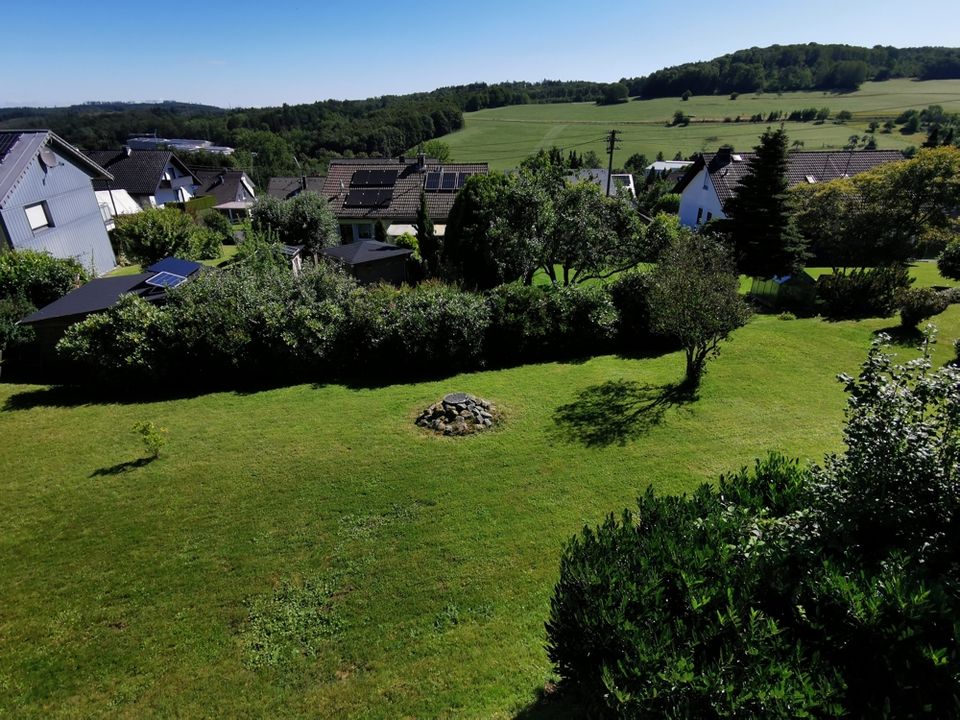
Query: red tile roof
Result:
<box><xmin>319</xmin><ymin>158</ymin><xmax>488</xmax><ymax>223</ymax></box>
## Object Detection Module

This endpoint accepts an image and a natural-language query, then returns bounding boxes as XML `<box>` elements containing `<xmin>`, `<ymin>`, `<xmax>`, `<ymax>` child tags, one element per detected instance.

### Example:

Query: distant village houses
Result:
<box><xmin>88</xmin><ymin>148</ymin><xmax>200</xmax><ymax>209</ymax></box>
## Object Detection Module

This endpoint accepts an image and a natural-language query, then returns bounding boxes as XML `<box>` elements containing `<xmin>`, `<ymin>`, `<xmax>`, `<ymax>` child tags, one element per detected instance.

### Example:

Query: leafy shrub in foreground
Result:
<box><xmin>896</xmin><ymin>286</ymin><xmax>948</xmax><ymax>327</ymax></box>
<box><xmin>546</xmin><ymin>334</ymin><xmax>960</xmax><ymax>717</ymax></box>
<box><xmin>938</xmin><ymin>238</ymin><xmax>960</xmax><ymax>281</ymax></box>
<box><xmin>0</xmin><ymin>250</ymin><xmax>88</xmax><ymax>307</ymax></box>
<box><xmin>816</xmin><ymin>265</ymin><xmax>911</xmax><ymax>319</ymax></box>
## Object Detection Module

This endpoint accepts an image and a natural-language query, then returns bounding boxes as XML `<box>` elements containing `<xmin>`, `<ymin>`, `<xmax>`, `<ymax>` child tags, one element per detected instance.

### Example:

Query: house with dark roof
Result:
<box><xmin>567</xmin><ymin>168</ymin><xmax>637</xmax><ymax>198</ymax></box>
<box><xmin>87</xmin><ymin>148</ymin><xmax>200</xmax><ymax>209</ymax></box>
<box><xmin>194</xmin><ymin>170</ymin><xmax>256</xmax><ymax>220</ymax></box>
<box><xmin>673</xmin><ymin>147</ymin><xmax>905</xmax><ymax>228</ymax></box>
<box><xmin>318</xmin><ymin>155</ymin><xmax>488</xmax><ymax>242</ymax></box>
<box><xmin>0</xmin><ymin>130</ymin><xmax>117</xmax><ymax>275</ymax></box>
<box><xmin>266</xmin><ymin>176</ymin><xmax>327</xmax><ymax>200</ymax></box>
<box><xmin>320</xmin><ymin>240</ymin><xmax>413</xmax><ymax>285</ymax></box>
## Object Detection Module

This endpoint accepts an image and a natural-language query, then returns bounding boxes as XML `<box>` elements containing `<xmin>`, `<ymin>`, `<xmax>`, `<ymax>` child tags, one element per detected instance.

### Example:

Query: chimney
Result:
<box><xmin>124</xmin><ymin>146</ymin><xmax>132</xmax><ymax>157</ymax></box>
<box><xmin>399</xmin><ymin>154</ymin><xmax>406</xmax><ymax>164</ymax></box>
<box><xmin>301</xmin><ymin>174</ymin><xmax>307</xmax><ymax>191</ymax></box>
<box><xmin>417</xmin><ymin>152</ymin><xmax>426</xmax><ymax>171</ymax></box>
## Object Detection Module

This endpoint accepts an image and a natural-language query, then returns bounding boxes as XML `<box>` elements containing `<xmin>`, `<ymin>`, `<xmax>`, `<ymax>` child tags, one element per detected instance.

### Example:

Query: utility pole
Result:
<box><xmin>605</xmin><ymin>129</ymin><xmax>621</xmax><ymax>197</ymax></box>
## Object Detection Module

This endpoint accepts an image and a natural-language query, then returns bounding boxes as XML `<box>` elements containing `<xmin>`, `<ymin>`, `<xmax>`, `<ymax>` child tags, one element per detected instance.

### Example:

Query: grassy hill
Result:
<box><xmin>1</xmin><ymin>264</ymin><xmax>958</xmax><ymax>717</ymax></box>
<box><xmin>442</xmin><ymin>79</ymin><xmax>960</xmax><ymax>170</ymax></box>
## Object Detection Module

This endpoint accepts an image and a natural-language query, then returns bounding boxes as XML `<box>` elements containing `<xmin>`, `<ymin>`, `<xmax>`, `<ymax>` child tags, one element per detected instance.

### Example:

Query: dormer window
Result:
<box><xmin>805</xmin><ymin>175</ymin><xmax>817</xmax><ymax>184</ymax></box>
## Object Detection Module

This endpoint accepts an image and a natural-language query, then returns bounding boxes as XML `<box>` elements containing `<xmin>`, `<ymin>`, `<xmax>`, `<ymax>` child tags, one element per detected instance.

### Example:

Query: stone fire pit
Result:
<box><xmin>416</xmin><ymin>392</ymin><xmax>499</xmax><ymax>436</ymax></box>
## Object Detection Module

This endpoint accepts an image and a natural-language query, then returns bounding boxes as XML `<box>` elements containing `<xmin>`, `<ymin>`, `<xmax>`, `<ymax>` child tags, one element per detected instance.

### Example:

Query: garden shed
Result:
<box><xmin>749</xmin><ymin>271</ymin><xmax>817</xmax><ymax>311</ymax></box>
<box><xmin>321</xmin><ymin>240</ymin><xmax>412</xmax><ymax>285</ymax></box>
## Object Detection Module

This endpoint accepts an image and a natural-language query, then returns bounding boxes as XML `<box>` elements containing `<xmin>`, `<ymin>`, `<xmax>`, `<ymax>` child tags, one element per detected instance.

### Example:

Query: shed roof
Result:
<box><xmin>145</xmin><ymin>257</ymin><xmax>203</xmax><ymax>277</ymax></box>
<box><xmin>20</xmin><ymin>274</ymin><xmax>158</xmax><ymax>324</ymax></box>
<box><xmin>88</xmin><ymin>149</ymin><xmax>199</xmax><ymax>195</ymax></box>
<box><xmin>321</xmin><ymin>240</ymin><xmax>412</xmax><ymax>266</ymax></box>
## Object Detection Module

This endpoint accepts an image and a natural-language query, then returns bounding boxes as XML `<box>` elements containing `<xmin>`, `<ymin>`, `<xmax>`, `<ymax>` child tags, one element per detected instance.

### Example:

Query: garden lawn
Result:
<box><xmin>440</xmin><ymin>79</ymin><xmax>960</xmax><ymax>170</ymax></box>
<box><xmin>2</xmin><ymin>307</ymin><xmax>959</xmax><ymax>718</ymax></box>
<box><xmin>107</xmin><ymin>245</ymin><xmax>239</xmax><ymax>277</ymax></box>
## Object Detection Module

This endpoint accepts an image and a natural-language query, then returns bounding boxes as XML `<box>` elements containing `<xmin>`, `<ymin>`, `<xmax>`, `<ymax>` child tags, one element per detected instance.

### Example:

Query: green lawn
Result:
<box><xmin>2</xmin><ymin>290</ymin><xmax>959</xmax><ymax>716</ymax></box>
<box><xmin>108</xmin><ymin>245</ymin><xmax>239</xmax><ymax>277</ymax></box>
<box><xmin>441</xmin><ymin>79</ymin><xmax>960</xmax><ymax>170</ymax></box>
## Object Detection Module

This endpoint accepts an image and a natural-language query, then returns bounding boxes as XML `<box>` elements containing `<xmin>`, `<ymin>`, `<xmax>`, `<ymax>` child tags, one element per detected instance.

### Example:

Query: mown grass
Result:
<box><xmin>2</xmin><ymin>283</ymin><xmax>959</xmax><ymax>717</ymax></box>
<box><xmin>442</xmin><ymin>79</ymin><xmax>960</xmax><ymax>170</ymax></box>
<box><xmin>107</xmin><ymin>244</ymin><xmax>239</xmax><ymax>277</ymax></box>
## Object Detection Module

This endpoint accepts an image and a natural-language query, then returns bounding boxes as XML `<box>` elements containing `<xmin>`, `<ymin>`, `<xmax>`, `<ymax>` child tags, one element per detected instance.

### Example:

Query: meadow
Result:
<box><xmin>1</xmin><ymin>263</ymin><xmax>958</xmax><ymax>718</ymax></box>
<box><xmin>441</xmin><ymin>79</ymin><xmax>960</xmax><ymax>170</ymax></box>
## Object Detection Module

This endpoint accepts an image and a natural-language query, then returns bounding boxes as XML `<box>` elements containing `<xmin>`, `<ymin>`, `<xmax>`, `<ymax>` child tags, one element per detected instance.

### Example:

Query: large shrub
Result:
<box><xmin>607</xmin><ymin>271</ymin><xmax>676</xmax><ymax>353</ymax></box>
<box><xmin>113</xmin><ymin>207</ymin><xmax>220</xmax><ymax>266</ymax></box>
<box><xmin>816</xmin><ymin>265</ymin><xmax>911</xmax><ymax>319</ymax></box>
<box><xmin>897</xmin><ymin>286</ymin><xmax>949</xmax><ymax>328</ymax></box>
<box><xmin>938</xmin><ymin>238</ymin><xmax>960</xmax><ymax>281</ymax></box>
<box><xmin>251</xmin><ymin>192</ymin><xmax>339</xmax><ymax>254</ymax></box>
<box><xmin>0</xmin><ymin>250</ymin><xmax>89</xmax><ymax>307</ymax></box>
<box><xmin>547</xmin><ymin>334</ymin><xmax>960</xmax><ymax>717</ymax></box>
<box><xmin>0</xmin><ymin>295</ymin><xmax>36</xmax><ymax>356</ymax></box>
<box><xmin>57</xmin><ymin>294</ymin><xmax>174</xmax><ymax>380</ymax></box>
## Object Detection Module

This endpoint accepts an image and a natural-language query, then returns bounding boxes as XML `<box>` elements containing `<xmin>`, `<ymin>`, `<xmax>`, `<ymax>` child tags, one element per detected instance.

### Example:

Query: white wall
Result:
<box><xmin>678</xmin><ymin>168</ymin><xmax>726</xmax><ymax>228</ymax></box>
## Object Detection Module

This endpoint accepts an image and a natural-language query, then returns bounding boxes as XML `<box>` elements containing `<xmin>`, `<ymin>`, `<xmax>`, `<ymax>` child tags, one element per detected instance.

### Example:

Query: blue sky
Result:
<box><xmin>2</xmin><ymin>0</ymin><xmax>956</xmax><ymax>108</ymax></box>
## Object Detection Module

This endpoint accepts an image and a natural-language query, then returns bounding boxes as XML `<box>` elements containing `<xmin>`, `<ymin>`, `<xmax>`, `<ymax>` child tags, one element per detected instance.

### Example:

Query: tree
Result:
<box><xmin>415</xmin><ymin>191</ymin><xmax>439</xmax><ymax>277</ymax></box>
<box><xmin>420</xmin><ymin>139</ymin><xmax>451</xmax><ymax>163</ymax></box>
<box><xmin>543</xmin><ymin>182</ymin><xmax>645</xmax><ymax>285</ymax></box>
<box><xmin>648</xmin><ymin>232</ymin><xmax>750</xmax><ymax>388</ymax></box>
<box><xmin>582</xmin><ymin>150</ymin><xmax>602</xmax><ymax>168</ymax></box>
<box><xmin>624</xmin><ymin>153</ymin><xmax>648</xmax><ymax>174</ymax></box>
<box><xmin>597</xmin><ymin>83</ymin><xmax>629</xmax><ymax>105</ymax></box>
<box><xmin>716</xmin><ymin>127</ymin><xmax>807</xmax><ymax>278</ymax></box>
<box><xmin>252</xmin><ymin>192</ymin><xmax>339</xmax><ymax>256</ymax></box>
<box><xmin>0</xmin><ymin>250</ymin><xmax>88</xmax><ymax>308</ymax></box>
<box><xmin>113</xmin><ymin>207</ymin><xmax>215</xmax><ymax>267</ymax></box>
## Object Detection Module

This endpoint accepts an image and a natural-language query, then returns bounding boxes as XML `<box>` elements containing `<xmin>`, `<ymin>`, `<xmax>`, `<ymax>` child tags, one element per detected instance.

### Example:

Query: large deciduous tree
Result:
<box><xmin>717</xmin><ymin>127</ymin><xmax>807</xmax><ymax>278</ymax></box>
<box><xmin>648</xmin><ymin>231</ymin><xmax>750</xmax><ymax>388</ymax></box>
<box><xmin>251</xmin><ymin>191</ymin><xmax>339</xmax><ymax>256</ymax></box>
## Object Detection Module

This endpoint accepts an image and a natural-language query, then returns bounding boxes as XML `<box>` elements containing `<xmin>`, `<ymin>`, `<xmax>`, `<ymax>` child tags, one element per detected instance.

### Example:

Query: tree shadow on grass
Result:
<box><xmin>90</xmin><ymin>457</ymin><xmax>155</xmax><ymax>478</ymax></box>
<box><xmin>513</xmin><ymin>684</ymin><xmax>592</xmax><ymax>719</ymax></box>
<box><xmin>873</xmin><ymin>324</ymin><xmax>924</xmax><ymax>347</ymax></box>
<box><xmin>552</xmin><ymin>379</ymin><xmax>694</xmax><ymax>448</ymax></box>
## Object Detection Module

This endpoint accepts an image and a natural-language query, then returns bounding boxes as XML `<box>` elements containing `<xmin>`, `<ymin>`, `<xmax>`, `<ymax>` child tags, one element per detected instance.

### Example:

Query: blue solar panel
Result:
<box><xmin>145</xmin><ymin>271</ymin><xmax>187</xmax><ymax>289</ymax></box>
<box><xmin>425</xmin><ymin>172</ymin><xmax>441</xmax><ymax>191</ymax></box>
<box><xmin>441</xmin><ymin>172</ymin><xmax>457</xmax><ymax>191</ymax></box>
<box><xmin>457</xmin><ymin>172</ymin><xmax>472</xmax><ymax>189</ymax></box>
<box><xmin>146</xmin><ymin>257</ymin><xmax>202</xmax><ymax>277</ymax></box>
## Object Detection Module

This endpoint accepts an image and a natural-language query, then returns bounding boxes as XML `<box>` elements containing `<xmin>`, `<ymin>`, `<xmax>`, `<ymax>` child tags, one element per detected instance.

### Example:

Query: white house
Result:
<box><xmin>674</xmin><ymin>147</ymin><xmax>907</xmax><ymax>228</ymax></box>
<box><xmin>88</xmin><ymin>148</ymin><xmax>199</xmax><ymax>208</ymax></box>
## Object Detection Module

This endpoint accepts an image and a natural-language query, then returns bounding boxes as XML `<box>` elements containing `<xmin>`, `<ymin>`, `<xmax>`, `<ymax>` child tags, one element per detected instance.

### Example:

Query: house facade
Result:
<box><xmin>194</xmin><ymin>170</ymin><xmax>256</xmax><ymax>220</ymax></box>
<box><xmin>88</xmin><ymin>148</ymin><xmax>199</xmax><ymax>208</ymax></box>
<box><xmin>674</xmin><ymin>147</ymin><xmax>906</xmax><ymax>228</ymax></box>
<box><xmin>318</xmin><ymin>156</ymin><xmax>488</xmax><ymax>242</ymax></box>
<box><xmin>0</xmin><ymin>130</ymin><xmax>117</xmax><ymax>275</ymax></box>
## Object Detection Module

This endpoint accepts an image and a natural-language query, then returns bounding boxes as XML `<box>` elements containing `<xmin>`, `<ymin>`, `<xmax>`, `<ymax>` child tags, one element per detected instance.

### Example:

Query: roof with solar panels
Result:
<box><xmin>318</xmin><ymin>156</ymin><xmax>488</xmax><ymax>222</ymax></box>
<box><xmin>20</xmin><ymin>257</ymin><xmax>203</xmax><ymax>325</ymax></box>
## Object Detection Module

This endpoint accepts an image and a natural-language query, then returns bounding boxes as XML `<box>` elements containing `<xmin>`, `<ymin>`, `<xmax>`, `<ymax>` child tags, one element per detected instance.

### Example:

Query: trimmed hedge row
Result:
<box><xmin>57</xmin><ymin>266</ymin><xmax>674</xmax><ymax>384</ymax></box>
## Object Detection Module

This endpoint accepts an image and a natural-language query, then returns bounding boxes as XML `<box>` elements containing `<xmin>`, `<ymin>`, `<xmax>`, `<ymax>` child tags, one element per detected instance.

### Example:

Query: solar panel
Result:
<box><xmin>425</xmin><ymin>172</ymin><xmax>442</xmax><ymax>191</ymax></box>
<box><xmin>343</xmin><ymin>189</ymin><xmax>393</xmax><ymax>207</ymax></box>
<box><xmin>456</xmin><ymin>172</ymin><xmax>472</xmax><ymax>189</ymax></box>
<box><xmin>350</xmin><ymin>169</ymin><xmax>398</xmax><ymax>187</ymax></box>
<box><xmin>145</xmin><ymin>271</ymin><xmax>187</xmax><ymax>289</ymax></box>
<box><xmin>441</xmin><ymin>172</ymin><xmax>457</xmax><ymax>191</ymax></box>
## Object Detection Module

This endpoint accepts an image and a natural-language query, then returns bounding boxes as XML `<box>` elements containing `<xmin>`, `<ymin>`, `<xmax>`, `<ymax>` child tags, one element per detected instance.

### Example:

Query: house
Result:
<box><xmin>95</xmin><ymin>188</ymin><xmax>141</xmax><ymax>231</ymax></box>
<box><xmin>674</xmin><ymin>147</ymin><xmax>905</xmax><ymax>228</ymax></box>
<box><xmin>266</xmin><ymin>176</ymin><xmax>327</xmax><ymax>200</ymax></box>
<box><xmin>194</xmin><ymin>170</ymin><xmax>256</xmax><ymax>220</ymax></box>
<box><xmin>0</xmin><ymin>130</ymin><xmax>117</xmax><ymax>276</ymax></box>
<box><xmin>643</xmin><ymin>159</ymin><xmax>693</xmax><ymax>181</ymax></box>
<box><xmin>567</xmin><ymin>169</ymin><xmax>637</xmax><ymax>198</ymax></box>
<box><xmin>318</xmin><ymin>156</ymin><xmax>488</xmax><ymax>242</ymax></box>
<box><xmin>19</xmin><ymin>257</ymin><xmax>203</xmax><ymax>349</ymax></box>
<box><xmin>88</xmin><ymin>148</ymin><xmax>200</xmax><ymax>209</ymax></box>
<box><xmin>320</xmin><ymin>240</ymin><xmax>413</xmax><ymax>285</ymax></box>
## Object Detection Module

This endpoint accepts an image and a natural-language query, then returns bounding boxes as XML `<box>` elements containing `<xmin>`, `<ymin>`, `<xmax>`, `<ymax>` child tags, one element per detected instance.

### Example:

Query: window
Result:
<box><xmin>706</xmin><ymin>211</ymin><xmax>713</xmax><ymax>222</ymax></box>
<box><xmin>356</xmin><ymin>223</ymin><xmax>374</xmax><ymax>240</ymax></box>
<box><xmin>25</xmin><ymin>202</ymin><xmax>52</xmax><ymax>232</ymax></box>
<box><xmin>696</xmin><ymin>207</ymin><xmax>703</xmax><ymax>224</ymax></box>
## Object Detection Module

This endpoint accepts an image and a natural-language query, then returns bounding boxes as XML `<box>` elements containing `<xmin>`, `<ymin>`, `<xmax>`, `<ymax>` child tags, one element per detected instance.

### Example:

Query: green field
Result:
<box><xmin>2</xmin><ymin>261</ymin><xmax>959</xmax><ymax>717</ymax></box>
<box><xmin>442</xmin><ymin>79</ymin><xmax>960</xmax><ymax>170</ymax></box>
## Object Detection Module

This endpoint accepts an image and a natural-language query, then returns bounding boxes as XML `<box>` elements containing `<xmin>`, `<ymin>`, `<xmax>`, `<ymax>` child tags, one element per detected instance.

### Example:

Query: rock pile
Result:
<box><xmin>416</xmin><ymin>392</ymin><xmax>499</xmax><ymax>436</ymax></box>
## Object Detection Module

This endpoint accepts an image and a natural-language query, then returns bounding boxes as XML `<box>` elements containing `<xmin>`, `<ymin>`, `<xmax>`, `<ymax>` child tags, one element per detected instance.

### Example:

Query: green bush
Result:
<box><xmin>897</xmin><ymin>286</ymin><xmax>949</xmax><ymax>327</ymax></box>
<box><xmin>113</xmin><ymin>207</ymin><xmax>199</xmax><ymax>266</ymax></box>
<box><xmin>197</xmin><ymin>209</ymin><xmax>235</xmax><ymax>243</ymax></box>
<box><xmin>0</xmin><ymin>250</ymin><xmax>89</xmax><ymax>307</ymax></box>
<box><xmin>0</xmin><ymin>295</ymin><xmax>36</xmax><ymax>355</ymax></box>
<box><xmin>937</xmin><ymin>238</ymin><xmax>960</xmax><ymax>281</ymax></box>
<box><xmin>57</xmin><ymin>294</ymin><xmax>174</xmax><ymax>380</ymax></box>
<box><xmin>189</xmin><ymin>226</ymin><xmax>224</xmax><ymax>260</ymax></box>
<box><xmin>547</xmin><ymin>335</ymin><xmax>960</xmax><ymax>717</ymax></box>
<box><xmin>132</xmin><ymin>420</ymin><xmax>167</xmax><ymax>458</ymax></box>
<box><xmin>607</xmin><ymin>271</ymin><xmax>676</xmax><ymax>353</ymax></box>
<box><xmin>817</xmin><ymin>265</ymin><xmax>911</xmax><ymax>319</ymax></box>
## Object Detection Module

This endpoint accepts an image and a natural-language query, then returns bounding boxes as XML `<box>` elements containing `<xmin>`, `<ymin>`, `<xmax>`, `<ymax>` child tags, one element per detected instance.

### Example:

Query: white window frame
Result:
<box><xmin>25</xmin><ymin>201</ymin><xmax>52</xmax><ymax>232</ymax></box>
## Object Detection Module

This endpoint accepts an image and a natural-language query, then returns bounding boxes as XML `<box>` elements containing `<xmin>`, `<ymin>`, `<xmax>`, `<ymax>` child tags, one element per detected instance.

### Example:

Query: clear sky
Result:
<box><xmin>2</xmin><ymin>0</ymin><xmax>957</xmax><ymax>108</ymax></box>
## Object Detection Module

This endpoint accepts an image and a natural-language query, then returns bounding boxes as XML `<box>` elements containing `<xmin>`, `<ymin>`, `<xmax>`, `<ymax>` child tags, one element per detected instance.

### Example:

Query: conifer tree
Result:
<box><xmin>415</xmin><ymin>191</ymin><xmax>439</xmax><ymax>277</ymax></box>
<box><xmin>717</xmin><ymin>127</ymin><xmax>806</xmax><ymax>278</ymax></box>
